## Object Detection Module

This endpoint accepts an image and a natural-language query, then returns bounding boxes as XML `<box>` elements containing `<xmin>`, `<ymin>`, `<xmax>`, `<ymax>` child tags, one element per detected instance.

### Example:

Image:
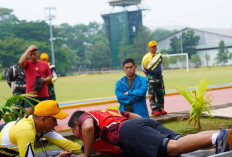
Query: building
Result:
<box><xmin>157</xmin><ymin>27</ymin><xmax>232</xmax><ymax>67</ymax></box>
<box><xmin>102</xmin><ymin>0</ymin><xmax>144</xmax><ymax>68</ymax></box>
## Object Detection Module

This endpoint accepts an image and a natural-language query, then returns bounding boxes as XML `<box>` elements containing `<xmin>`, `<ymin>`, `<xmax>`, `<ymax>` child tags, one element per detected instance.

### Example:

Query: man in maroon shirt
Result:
<box><xmin>19</xmin><ymin>45</ymin><xmax>52</xmax><ymax>115</ymax></box>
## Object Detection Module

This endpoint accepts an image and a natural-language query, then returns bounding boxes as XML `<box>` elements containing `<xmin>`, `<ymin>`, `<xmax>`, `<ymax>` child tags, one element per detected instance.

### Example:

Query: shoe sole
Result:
<box><xmin>161</xmin><ymin>112</ymin><xmax>167</xmax><ymax>115</ymax></box>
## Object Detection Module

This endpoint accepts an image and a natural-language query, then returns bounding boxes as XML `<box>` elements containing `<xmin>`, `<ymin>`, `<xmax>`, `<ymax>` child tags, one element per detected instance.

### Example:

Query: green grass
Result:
<box><xmin>1</xmin><ymin>66</ymin><xmax>232</xmax><ymax>105</ymax></box>
<box><xmin>162</xmin><ymin>117</ymin><xmax>232</xmax><ymax>135</ymax></box>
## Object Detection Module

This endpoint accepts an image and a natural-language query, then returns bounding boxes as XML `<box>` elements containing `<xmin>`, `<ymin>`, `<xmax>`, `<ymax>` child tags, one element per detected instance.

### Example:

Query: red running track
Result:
<box><xmin>55</xmin><ymin>88</ymin><xmax>232</xmax><ymax>131</ymax></box>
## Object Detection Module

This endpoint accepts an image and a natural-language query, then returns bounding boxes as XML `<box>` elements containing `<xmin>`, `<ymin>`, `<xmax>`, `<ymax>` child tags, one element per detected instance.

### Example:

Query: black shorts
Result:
<box><xmin>119</xmin><ymin>118</ymin><xmax>180</xmax><ymax>157</ymax></box>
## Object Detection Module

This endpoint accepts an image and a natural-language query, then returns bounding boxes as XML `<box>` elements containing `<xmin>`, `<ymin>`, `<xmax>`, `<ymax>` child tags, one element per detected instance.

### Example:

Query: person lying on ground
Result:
<box><xmin>0</xmin><ymin>100</ymin><xmax>83</xmax><ymax>157</ymax></box>
<box><xmin>68</xmin><ymin>108</ymin><xmax>232</xmax><ymax>157</ymax></box>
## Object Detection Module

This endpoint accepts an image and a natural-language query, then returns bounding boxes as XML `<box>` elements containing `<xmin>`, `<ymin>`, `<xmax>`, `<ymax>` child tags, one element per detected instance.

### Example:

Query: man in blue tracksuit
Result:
<box><xmin>115</xmin><ymin>58</ymin><xmax>149</xmax><ymax>118</ymax></box>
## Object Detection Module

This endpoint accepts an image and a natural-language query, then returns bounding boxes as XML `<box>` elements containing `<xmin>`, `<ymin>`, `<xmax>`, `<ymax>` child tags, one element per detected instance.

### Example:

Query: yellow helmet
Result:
<box><xmin>148</xmin><ymin>41</ymin><xmax>157</xmax><ymax>48</ymax></box>
<box><xmin>40</xmin><ymin>53</ymin><xmax>49</xmax><ymax>63</ymax></box>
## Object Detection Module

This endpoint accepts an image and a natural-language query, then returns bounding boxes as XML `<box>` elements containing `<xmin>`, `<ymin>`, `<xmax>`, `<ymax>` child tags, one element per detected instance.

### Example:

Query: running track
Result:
<box><xmin>55</xmin><ymin>84</ymin><xmax>232</xmax><ymax>131</ymax></box>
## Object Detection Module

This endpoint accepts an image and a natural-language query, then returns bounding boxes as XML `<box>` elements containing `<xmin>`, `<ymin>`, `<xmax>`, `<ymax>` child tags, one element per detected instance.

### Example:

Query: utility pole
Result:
<box><xmin>45</xmin><ymin>7</ymin><xmax>56</xmax><ymax>66</ymax></box>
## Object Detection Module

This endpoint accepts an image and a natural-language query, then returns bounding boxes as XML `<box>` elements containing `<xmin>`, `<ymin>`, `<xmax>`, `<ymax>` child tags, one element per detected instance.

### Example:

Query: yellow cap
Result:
<box><xmin>40</xmin><ymin>53</ymin><xmax>49</xmax><ymax>63</ymax></box>
<box><xmin>34</xmin><ymin>100</ymin><xmax>68</xmax><ymax>119</ymax></box>
<box><xmin>148</xmin><ymin>41</ymin><xmax>157</xmax><ymax>47</ymax></box>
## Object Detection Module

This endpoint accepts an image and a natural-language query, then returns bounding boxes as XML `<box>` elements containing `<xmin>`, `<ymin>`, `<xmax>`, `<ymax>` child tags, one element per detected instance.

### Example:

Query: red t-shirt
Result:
<box><xmin>79</xmin><ymin>110</ymin><xmax>130</xmax><ymax>146</ymax></box>
<box><xmin>79</xmin><ymin>110</ymin><xmax>130</xmax><ymax>155</ymax></box>
<box><xmin>24</xmin><ymin>60</ymin><xmax>51</xmax><ymax>97</ymax></box>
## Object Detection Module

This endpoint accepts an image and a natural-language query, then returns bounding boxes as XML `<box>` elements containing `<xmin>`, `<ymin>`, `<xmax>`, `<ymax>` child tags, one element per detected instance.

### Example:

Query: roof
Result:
<box><xmin>158</xmin><ymin>27</ymin><xmax>232</xmax><ymax>42</ymax></box>
<box><xmin>197</xmin><ymin>28</ymin><xmax>232</xmax><ymax>37</ymax></box>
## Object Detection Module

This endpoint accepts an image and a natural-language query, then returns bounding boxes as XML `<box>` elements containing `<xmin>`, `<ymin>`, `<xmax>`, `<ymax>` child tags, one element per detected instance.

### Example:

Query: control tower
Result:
<box><xmin>102</xmin><ymin>0</ymin><xmax>144</xmax><ymax>67</ymax></box>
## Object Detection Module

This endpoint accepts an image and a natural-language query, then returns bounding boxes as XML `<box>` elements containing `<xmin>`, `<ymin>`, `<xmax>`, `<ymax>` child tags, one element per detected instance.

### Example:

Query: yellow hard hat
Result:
<box><xmin>40</xmin><ymin>53</ymin><xmax>49</xmax><ymax>63</ymax></box>
<box><xmin>148</xmin><ymin>41</ymin><xmax>157</xmax><ymax>48</ymax></box>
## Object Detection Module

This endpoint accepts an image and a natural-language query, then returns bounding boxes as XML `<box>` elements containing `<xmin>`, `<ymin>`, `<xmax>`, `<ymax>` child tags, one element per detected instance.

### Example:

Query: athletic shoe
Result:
<box><xmin>151</xmin><ymin>111</ymin><xmax>161</xmax><ymax>116</ymax></box>
<box><xmin>160</xmin><ymin>109</ymin><xmax>167</xmax><ymax>115</ymax></box>
<box><xmin>215</xmin><ymin>129</ymin><xmax>232</xmax><ymax>154</ymax></box>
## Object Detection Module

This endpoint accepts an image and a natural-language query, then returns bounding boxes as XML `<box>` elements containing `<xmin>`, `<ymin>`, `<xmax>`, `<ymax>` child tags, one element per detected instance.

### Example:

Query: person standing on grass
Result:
<box><xmin>142</xmin><ymin>40</ymin><xmax>167</xmax><ymax>116</ymax></box>
<box><xmin>115</xmin><ymin>58</ymin><xmax>149</xmax><ymax>118</ymax></box>
<box><xmin>19</xmin><ymin>45</ymin><xmax>52</xmax><ymax>115</ymax></box>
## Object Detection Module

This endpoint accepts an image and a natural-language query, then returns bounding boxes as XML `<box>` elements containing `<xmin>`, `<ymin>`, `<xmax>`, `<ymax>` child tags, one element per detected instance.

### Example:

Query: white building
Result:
<box><xmin>157</xmin><ymin>27</ymin><xmax>232</xmax><ymax>67</ymax></box>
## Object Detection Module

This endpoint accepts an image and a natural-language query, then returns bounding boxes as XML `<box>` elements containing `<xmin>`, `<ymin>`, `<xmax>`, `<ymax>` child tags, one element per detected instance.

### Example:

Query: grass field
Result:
<box><xmin>163</xmin><ymin>117</ymin><xmax>232</xmax><ymax>135</ymax></box>
<box><xmin>0</xmin><ymin>66</ymin><xmax>232</xmax><ymax>105</ymax></box>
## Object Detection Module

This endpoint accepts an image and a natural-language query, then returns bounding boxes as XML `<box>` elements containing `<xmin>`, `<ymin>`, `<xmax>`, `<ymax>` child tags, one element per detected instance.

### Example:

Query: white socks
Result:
<box><xmin>211</xmin><ymin>133</ymin><xmax>219</xmax><ymax>145</ymax></box>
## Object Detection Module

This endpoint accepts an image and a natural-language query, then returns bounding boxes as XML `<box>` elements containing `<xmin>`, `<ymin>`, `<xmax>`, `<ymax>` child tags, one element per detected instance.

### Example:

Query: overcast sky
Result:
<box><xmin>1</xmin><ymin>0</ymin><xmax>232</xmax><ymax>30</ymax></box>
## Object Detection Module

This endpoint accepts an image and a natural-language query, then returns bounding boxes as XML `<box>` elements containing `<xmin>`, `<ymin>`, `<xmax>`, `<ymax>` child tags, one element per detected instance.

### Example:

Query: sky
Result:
<box><xmin>1</xmin><ymin>0</ymin><xmax>232</xmax><ymax>30</ymax></box>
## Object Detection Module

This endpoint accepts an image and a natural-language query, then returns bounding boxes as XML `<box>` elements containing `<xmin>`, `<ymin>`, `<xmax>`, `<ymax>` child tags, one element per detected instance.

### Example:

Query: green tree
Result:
<box><xmin>86</xmin><ymin>33</ymin><xmax>111</xmax><ymax>68</ymax></box>
<box><xmin>0</xmin><ymin>36</ymin><xmax>27</xmax><ymax>68</ymax></box>
<box><xmin>128</xmin><ymin>26</ymin><xmax>152</xmax><ymax>64</ymax></box>
<box><xmin>215</xmin><ymin>40</ymin><xmax>229</xmax><ymax>65</ymax></box>
<box><xmin>0</xmin><ymin>8</ymin><xmax>18</xmax><ymax>24</ymax></box>
<box><xmin>169</xmin><ymin>30</ymin><xmax>200</xmax><ymax>59</ymax></box>
<box><xmin>205</xmin><ymin>53</ymin><xmax>210</xmax><ymax>67</ymax></box>
<box><xmin>228</xmin><ymin>52</ymin><xmax>232</xmax><ymax>61</ymax></box>
<box><xmin>160</xmin><ymin>51</ymin><xmax>170</xmax><ymax>70</ymax></box>
<box><xmin>0</xmin><ymin>8</ymin><xmax>19</xmax><ymax>40</ymax></box>
<box><xmin>191</xmin><ymin>54</ymin><xmax>202</xmax><ymax>68</ymax></box>
<box><xmin>169</xmin><ymin>36</ymin><xmax>180</xmax><ymax>54</ymax></box>
<box><xmin>151</xmin><ymin>28</ymin><xmax>177</xmax><ymax>41</ymax></box>
<box><xmin>118</xmin><ymin>30</ymin><xmax>132</xmax><ymax>65</ymax></box>
<box><xmin>54</xmin><ymin>46</ymin><xmax>77</xmax><ymax>76</ymax></box>
<box><xmin>12</xmin><ymin>21</ymin><xmax>50</xmax><ymax>42</ymax></box>
<box><xmin>182</xmin><ymin>30</ymin><xmax>200</xmax><ymax>59</ymax></box>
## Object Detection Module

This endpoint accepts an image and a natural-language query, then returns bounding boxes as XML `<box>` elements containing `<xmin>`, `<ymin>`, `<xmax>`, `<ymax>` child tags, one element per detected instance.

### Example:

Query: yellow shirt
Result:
<box><xmin>141</xmin><ymin>52</ymin><xmax>162</xmax><ymax>74</ymax></box>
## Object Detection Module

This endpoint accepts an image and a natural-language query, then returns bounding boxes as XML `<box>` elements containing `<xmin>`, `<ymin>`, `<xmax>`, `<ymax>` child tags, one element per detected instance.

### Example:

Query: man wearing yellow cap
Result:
<box><xmin>40</xmin><ymin>52</ymin><xmax>58</xmax><ymax>100</ymax></box>
<box><xmin>0</xmin><ymin>100</ymin><xmax>83</xmax><ymax>157</ymax></box>
<box><xmin>141</xmin><ymin>41</ymin><xmax>167</xmax><ymax>116</ymax></box>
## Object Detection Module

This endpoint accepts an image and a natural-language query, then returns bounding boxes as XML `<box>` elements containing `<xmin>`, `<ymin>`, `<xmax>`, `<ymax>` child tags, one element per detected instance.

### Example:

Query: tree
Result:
<box><xmin>169</xmin><ymin>30</ymin><xmax>200</xmax><ymax>59</ymax></box>
<box><xmin>160</xmin><ymin>51</ymin><xmax>170</xmax><ymax>70</ymax></box>
<box><xmin>169</xmin><ymin>36</ymin><xmax>180</xmax><ymax>54</ymax></box>
<box><xmin>0</xmin><ymin>36</ymin><xmax>27</xmax><ymax>68</ymax></box>
<box><xmin>182</xmin><ymin>30</ymin><xmax>200</xmax><ymax>59</ymax></box>
<box><xmin>205</xmin><ymin>53</ymin><xmax>210</xmax><ymax>67</ymax></box>
<box><xmin>191</xmin><ymin>54</ymin><xmax>202</xmax><ymax>68</ymax></box>
<box><xmin>151</xmin><ymin>28</ymin><xmax>177</xmax><ymax>41</ymax></box>
<box><xmin>85</xmin><ymin>32</ymin><xmax>112</xmax><ymax>68</ymax></box>
<box><xmin>0</xmin><ymin>8</ymin><xmax>19</xmax><ymax>40</ymax></box>
<box><xmin>53</xmin><ymin>46</ymin><xmax>77</xmax><ymax>76</ymax></box>
<box><xmin>215</xmin><ymin>40</ymin><xmax>229</xmax><ymax>65</ymax></box>
<box><xmin>0</xmin><ymin>8</ymin><xmax>18</xmax><ymax>24</ymax></box>
<box><xmin>57</xmin><ymin>22</ymin><xmax>106</xmax><ymax>69</ymax></box>
<box><xmin>12</xmin><ymin>21</ymin><xmax>50</xmax><ymax>42</ymax></box>
<box><xmin>118</xmin><ymin>30</ymin><xmax>132</xmax><ymax>65</ymax></box>
<box><xmin>128</xmin><ymin>26</ymin><xmax>152</xmax><ymax>65</ymax></box>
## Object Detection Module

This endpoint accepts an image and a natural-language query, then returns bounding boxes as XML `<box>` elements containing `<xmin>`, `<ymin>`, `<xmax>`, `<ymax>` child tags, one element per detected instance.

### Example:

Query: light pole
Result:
<box><xmin>45</xmin><ymin>7</ymin><xmax>56</xmax><ymax>66</ymax></box>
